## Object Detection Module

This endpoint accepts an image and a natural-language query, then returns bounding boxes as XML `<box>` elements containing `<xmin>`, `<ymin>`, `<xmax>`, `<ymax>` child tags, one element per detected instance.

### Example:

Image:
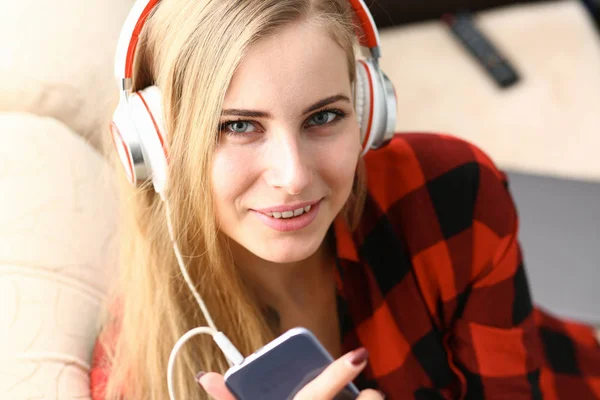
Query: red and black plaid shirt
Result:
<box><xmin>331</xmin><ymin>133</ymin><xmax>600</xmax><ymax>399</ymax></box>
<box><xmin>91</xmin><ymin>133</ymin><xmax>600</xmax><ymax>399</ymax></box>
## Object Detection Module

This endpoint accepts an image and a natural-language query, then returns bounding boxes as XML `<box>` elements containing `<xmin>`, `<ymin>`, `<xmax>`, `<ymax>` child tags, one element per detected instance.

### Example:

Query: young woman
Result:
<box><xmin>90</xmin><ymin>0</ymin><xmax>600</xmax><ymax>399</ymax></box>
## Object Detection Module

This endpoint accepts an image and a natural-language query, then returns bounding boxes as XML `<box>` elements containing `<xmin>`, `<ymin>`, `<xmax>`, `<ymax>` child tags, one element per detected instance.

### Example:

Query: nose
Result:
<box><xmin>265</xmin><ymin>130</ymin><xmax>312</xmax><ymax>195</ymax></box>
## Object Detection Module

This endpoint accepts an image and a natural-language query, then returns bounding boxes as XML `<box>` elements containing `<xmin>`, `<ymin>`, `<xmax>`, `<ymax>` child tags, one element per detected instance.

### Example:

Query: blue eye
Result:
<box><xmin>222</xmin><ymin>120</ymin><xmax>257</xmax><ymax>135</ymax></box>
<box><xmin>306</xmin><ymin>110</ymin><xmax>344</xmax><ymax>127</ymax></box>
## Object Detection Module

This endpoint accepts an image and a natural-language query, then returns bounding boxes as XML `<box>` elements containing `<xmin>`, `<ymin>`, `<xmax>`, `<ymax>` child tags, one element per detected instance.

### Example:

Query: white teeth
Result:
<box><xmin>263</xmin><ymin>204</ymin><xmax>313</xmax><ymax>219</ymax></box>
<box><xmin>281</xmin><ymin>211</ymin><xmax>294</xmax><ymax>218</ymax></box>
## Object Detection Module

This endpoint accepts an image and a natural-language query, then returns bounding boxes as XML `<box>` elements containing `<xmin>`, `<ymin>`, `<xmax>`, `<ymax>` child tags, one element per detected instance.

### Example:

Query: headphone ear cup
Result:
<box><xmin>111</xmin><ymin>96</ymin><xmax>147</xmax><ymax>185</ymax></box>
<box><xmin>129</xmin><ymin>85</ymin><xmax>169</xmax><ymax>194</ymax></box>
<box><xmin>354</xmin><ymin>61</ymin><xmax>370</xmax><ymax>145</ymax></box>
<box><xmin>355</xmin><ymin>61</ymin><xmax>377</xmax><ymax>156</ymax></box>
<box><xmin>355</xmin><ymin>60</ymin><xmax>397</xmax><ymax>156</ymax></box>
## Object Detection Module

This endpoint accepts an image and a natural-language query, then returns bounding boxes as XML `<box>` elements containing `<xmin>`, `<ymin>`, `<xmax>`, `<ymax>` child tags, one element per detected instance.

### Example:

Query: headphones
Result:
<box><xmin>110</xmin><ymin>0</ymin><xmax>397</xmax><ymax>196</ymax></box>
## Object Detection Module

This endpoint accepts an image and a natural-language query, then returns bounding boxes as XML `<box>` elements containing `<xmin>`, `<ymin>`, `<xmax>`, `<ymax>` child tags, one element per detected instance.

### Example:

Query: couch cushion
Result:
<box><xmin>0</xmin><ymin>0</ymin><xmax>134</xmax><ymax>151</ymax></box>
<box><xmin>0</xmin><ymin>113</ymin><xmax>118</xmax><ymax>398</ymax></box>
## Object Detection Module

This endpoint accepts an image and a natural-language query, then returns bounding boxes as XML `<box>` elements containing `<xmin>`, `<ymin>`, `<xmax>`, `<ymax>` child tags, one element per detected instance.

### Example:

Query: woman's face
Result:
<box><xmin>211</xmin><ymin>21</ymin><xmax>361</xmax><ymax>264</ymax></box>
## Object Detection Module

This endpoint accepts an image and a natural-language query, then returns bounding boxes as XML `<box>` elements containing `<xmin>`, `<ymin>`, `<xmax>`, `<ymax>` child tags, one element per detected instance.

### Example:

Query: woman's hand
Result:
<box><xmin>197</xmin><ymin>347</ymin><xmax>385</xmax><ymax>399</ymax></box>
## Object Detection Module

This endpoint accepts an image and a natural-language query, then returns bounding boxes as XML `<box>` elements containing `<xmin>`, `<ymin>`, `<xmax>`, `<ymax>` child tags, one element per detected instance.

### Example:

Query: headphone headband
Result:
<box><xmin>114</xmin><ymin>0</ymin><xmax>382</xmax><ymax>83</ymax></box>
<box><xmin>111</xmin><ymin>0</ymin><xmax>396</xmax><ymax>194</ymax></box>
<box><xmin>114</xmin><ymin>0</ymin><xmax>159</xmax><ymax>82</ymax></box>
<box><xmin>347</xmin><ymin>0</ymin><xmax>381</xmax><ymax>53</ymax></box>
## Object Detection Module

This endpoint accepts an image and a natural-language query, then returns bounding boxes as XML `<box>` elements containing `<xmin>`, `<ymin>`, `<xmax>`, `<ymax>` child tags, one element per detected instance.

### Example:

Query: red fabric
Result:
<box><xmin>90</xmin><ymin>133</ymin><xmax>600</xmax><ymax>399</ymax></box>
<box><xmin>90</xmin><ymin>335</ymin><xmax>109</xmax><ymax>400</ymax></box>
<box><xmin>331</xmin><ymin>133</ymin><xmax>600</xmax><ymax>399</ymax></box>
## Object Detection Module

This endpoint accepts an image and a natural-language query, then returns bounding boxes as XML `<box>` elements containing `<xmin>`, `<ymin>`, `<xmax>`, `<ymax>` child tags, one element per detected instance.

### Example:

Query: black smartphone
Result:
<box><xmin>223</xmin><ymin>327</ymin><xmax>360</xmax><ymax>400</ymax></box>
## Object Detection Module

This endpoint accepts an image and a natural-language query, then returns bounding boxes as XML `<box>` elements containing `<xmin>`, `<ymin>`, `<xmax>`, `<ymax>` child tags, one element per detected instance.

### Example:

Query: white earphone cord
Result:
<box><xmin>163</xmin><ymin>198</ymin><xmax>217</xmax><ymax>330</ymax></box>
<box><xmin>162</xmin><ymin>196</ymin><xmax>244</xmax><ymax>400</ymax></box>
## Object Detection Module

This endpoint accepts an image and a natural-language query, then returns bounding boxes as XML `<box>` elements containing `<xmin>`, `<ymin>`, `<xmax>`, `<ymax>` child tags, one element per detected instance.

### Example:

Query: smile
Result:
<box><xmin>263</xmin><ymin>205</ymin><xmax>312</xmax><ymax>219</ymax></box>
<box><xmin>252</xmin><ymin>199</ymin><xmax>322</xmax><ymax>232</ymax></box>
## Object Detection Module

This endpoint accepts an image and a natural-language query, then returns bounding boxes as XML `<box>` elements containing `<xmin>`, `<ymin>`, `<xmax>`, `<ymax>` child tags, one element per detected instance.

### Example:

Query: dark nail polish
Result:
<box><xmin>349</xmin><ymin>347</ymin><xmax>369</xmax><ymax>366</ymax></box>
<box><xmin>195</xmin><ymin>371</ymin><xmax>206</xmax><ymax>384</ymax></box>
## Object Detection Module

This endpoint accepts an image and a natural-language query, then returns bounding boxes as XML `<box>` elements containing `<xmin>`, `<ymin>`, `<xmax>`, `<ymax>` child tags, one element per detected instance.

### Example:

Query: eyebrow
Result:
<box><xmin>221</xmin><ymin>94</ymin><xmax>351</xmax><ymax>118</ymax></box>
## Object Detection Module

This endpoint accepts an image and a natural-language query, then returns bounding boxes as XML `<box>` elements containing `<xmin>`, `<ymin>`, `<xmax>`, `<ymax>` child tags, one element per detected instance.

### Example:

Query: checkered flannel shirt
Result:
<box><xmin>330</xmin><ymin>132</ymin><xmax>600</xmax><ymax>399</ymax></box>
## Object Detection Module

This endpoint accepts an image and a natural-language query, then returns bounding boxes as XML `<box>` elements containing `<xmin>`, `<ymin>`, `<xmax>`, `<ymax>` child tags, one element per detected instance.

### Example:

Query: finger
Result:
<box><xmin>357</xmin><ymin>389</ymin><xmax>385</xmax><ymax>399</ymax></box>
<box><xmin>294</xmin><ymin>347</ymin><xmax>369</xmax><ymax>400</ymax></box>
<box><xmin>197</xmin><ymin>372</ymin><xmax>237</xmax><ymax>400</ymax></box>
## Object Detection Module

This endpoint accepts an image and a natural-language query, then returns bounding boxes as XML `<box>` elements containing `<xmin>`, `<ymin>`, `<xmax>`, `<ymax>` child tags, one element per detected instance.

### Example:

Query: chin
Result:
<box><xmin>252</xmin><ymin>241</ymin><xmax>321</xmax><ymax>264</ymax></box>
<box><xmin>248</xmin><ymin>226</ymin><xmax>329</xmax><ymax>263</ymax></box>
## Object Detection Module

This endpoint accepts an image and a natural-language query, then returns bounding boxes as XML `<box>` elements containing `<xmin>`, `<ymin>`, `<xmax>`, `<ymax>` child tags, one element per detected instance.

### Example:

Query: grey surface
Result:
<box><xmin>506</xmin><ymin>171</ymin><xmax>600</xmax><ymax>325</ymax></box>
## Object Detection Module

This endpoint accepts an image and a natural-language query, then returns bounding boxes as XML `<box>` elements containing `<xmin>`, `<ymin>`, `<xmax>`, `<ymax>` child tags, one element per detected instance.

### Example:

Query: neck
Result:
<box><xmin>230</xmin><ymin>229</ymin><xmax>337</xmax><ymax>314</ymax></box>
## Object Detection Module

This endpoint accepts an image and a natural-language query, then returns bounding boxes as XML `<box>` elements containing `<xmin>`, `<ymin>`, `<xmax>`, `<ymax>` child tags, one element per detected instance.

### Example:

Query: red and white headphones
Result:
<box><xmin>110</xmin><ymin>0</ymin><xmax>397</xmax><ymax>196</ymax></box>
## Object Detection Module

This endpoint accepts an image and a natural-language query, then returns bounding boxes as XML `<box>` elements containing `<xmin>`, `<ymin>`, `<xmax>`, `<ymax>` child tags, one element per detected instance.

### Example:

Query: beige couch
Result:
<box><xmin>1</xmin><ymin>0</ymin><xmax>598</xmax><ymax>398</ymax></box>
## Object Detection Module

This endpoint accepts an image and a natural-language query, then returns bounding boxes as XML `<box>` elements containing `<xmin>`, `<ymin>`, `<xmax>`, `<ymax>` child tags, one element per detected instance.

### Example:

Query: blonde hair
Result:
<box><xmin>98</xmin><ymin>0</ymin><xmax>367</xmax><ymax>398</ymax></box>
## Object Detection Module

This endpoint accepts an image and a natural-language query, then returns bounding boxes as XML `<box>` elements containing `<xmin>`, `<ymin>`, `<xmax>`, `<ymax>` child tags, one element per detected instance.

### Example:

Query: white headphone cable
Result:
<box><xmin>161</xmin><ymin>194</ymin><xmax>244</xmax><ymax>400</ymax></box>
<box><xmin>163</xmin><ymin>197</ymin><xmax>217</xmax><ymax>330</ymax></box>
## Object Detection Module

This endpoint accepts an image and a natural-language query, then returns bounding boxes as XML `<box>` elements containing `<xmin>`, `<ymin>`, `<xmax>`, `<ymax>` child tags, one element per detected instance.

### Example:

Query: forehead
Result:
<box><xmin>224</xmin><ymin>21</ymin><xmax>351</xmax><ymax>109</ymax></box>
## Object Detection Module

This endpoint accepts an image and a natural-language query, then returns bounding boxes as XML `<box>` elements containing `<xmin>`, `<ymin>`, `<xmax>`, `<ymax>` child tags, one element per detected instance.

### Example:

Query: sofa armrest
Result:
<box><xmin>0</xmin><ymin>113</ymin><xmax>118</xmax><ymax>398</ymax></box>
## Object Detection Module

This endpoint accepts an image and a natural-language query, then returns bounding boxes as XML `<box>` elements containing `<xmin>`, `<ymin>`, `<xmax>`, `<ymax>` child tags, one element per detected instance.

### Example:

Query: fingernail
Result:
<box><xmin>195</xmin><ymin>371</ymin><xmax>206</xmax><ymax>385</ymax></box>
<box><xmin>349</xmin><ymin>347</ymin><xmax>369</xmax><ymax>366</ymax></box>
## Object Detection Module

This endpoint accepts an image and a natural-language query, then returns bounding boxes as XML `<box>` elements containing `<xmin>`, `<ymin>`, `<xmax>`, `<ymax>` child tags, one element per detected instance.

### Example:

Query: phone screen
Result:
<box><xmin>224</xmin><ymin>328</ymin><xmax>359</xmax><ymax>400</ymax></box>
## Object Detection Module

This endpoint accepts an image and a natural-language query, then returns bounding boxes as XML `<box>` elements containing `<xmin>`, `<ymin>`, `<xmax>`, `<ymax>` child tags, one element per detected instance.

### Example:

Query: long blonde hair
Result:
<box><xmin>99</xmin><ymin>0</ymin><xmax>367</xmax><ymax>398</ymax></box>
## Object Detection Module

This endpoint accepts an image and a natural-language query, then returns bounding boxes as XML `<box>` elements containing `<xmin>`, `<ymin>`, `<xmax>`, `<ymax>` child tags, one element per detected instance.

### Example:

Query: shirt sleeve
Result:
<box><xmin>446</xmin><ymin>148</ymin><xmax>545</xmax><ymax>399</ymax></box>
<box><xmin>89</xmin><ymin>303</ymin><xmax>122</xmax><ymax>400</ymax></box>
<box><xmin>90</xmin><ymin>336</ymin><xmax>110</xmax><ymax>400</ymax></box>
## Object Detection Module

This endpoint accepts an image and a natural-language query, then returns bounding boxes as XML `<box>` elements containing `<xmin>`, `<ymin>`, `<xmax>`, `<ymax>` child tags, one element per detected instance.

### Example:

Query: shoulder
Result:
<box><xmin>357</xmin><ymin>133</ymin><xmax>520</xmax><ymax>324</ymax></box>
<box><xmin>361</xmin><ymin>131</ymin><xmax>517</xmax><ymax>258</ymax></box>
<box><xmin>363</xmin><ymin>132</ymin><xmax>508</xmax><ymax>200</ymax></box>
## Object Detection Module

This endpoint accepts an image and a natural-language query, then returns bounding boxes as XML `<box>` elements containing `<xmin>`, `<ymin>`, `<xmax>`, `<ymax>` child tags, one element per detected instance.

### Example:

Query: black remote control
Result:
<box><xmin>582</xmin><ymin>0</ymin><xmax>600</xmax><ymax>30</ymax></box>
<box><xmin>442</xmin><ymin>12</ymin><xmax>520</xmax><ymax>88</ymax></box>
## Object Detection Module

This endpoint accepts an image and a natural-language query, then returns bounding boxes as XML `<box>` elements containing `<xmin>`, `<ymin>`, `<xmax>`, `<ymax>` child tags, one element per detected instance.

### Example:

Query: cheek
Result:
<box><xmin>211</xmin><ymin>149</ymin><xmax>254</xmax><ymax>215</ymax></box>
<box><xmin>211</xmin><ymin>152</ymin><xmax>231</xmax><ymax>205</ymax></box>
<box><xmin>320</xmin><ymin>125</ymin><xmax>361</xmax><ymax>194</ymax></box>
